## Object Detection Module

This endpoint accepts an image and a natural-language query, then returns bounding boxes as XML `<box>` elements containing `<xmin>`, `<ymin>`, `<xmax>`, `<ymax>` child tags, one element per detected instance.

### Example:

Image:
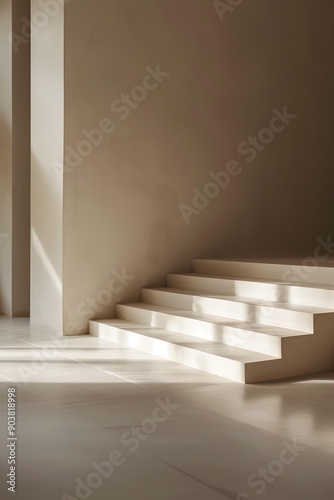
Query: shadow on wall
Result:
<box><xmin>0</xmin><ymin>116</ymin><xmax>12</xmax><ymax>315</ymax></box>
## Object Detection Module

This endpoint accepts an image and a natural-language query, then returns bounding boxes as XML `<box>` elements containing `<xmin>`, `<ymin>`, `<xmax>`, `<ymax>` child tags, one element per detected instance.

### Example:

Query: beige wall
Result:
<box><xmin>30</xmin><ymin>0</ymin><xmax>64</xmax><ymax>330</ymax></box>
<box><xmin>0</xmin><ymin>0</ymin><xmax>12</xmax><ymax>316</ymax></box>
<box><xmin>29</xmin><ymin>0</ymin><xmax>334</xmax><ymax>334</ymax></box>
<box><xmin>0</xmin><ymin>0</ymin><xmax>30</xmax><ymax>317</ymax></box>
<box><xmin>60</xmin><ymin>0</ymin><xmax>334</xmax><ymax>334</ymax></box>
<box><xmin>12</xmin><ymin>0</ymin><xmax>30</xmax><ymax>316</ymax></box>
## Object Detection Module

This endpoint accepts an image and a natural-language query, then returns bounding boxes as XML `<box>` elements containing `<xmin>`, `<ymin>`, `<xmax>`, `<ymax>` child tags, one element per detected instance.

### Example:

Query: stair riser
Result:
<box><xmin>117</xmin><ymin>304</ymin><xmax>282</xmax><ymax>357</ymax></box>
<box><xmin>246</xmin><ymin>333</ymin><xmax>334</xmax><ymax>383</ymax></box>
<box><xmin>141</xmin><ymin>289</ymin><xmax>315</xmax><ymax>333</ymax></box>
<box><xmin>168</xmin><ymin>274</ymin><xmax>334</xmax><ymax>309</ymax></box>
<box><xmin>90</xmin><ymin>322</ymin><xmax>246</xmax><ymax>382</ymax></box>
<box><xmin>193</xmin><ymin>260</ymin><xmax>334</xmax><ymax>287</ymax></box>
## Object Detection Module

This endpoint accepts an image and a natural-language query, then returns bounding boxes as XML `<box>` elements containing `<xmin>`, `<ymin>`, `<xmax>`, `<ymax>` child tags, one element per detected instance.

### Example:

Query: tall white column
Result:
<box><xmin>30</xmin><ymin>0</ymin><xmax>64</xmax><ymax>331</ymax></box>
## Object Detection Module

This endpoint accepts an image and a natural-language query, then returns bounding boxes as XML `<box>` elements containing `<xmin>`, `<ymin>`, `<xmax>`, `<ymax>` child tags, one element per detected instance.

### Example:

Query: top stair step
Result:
<box><xmin>193</xmin><ymin>258</ymin><xmax>334</xmax><ymax>287</ymax></box>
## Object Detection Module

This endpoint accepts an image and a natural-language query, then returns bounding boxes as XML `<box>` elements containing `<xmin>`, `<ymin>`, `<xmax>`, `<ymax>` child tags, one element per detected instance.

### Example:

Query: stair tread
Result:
<box><xmin>143</xmin><ymin>287</ymin><xmax>334</xmax><ymax>314</ymax></box>
<box><xmin>118</xmin><ymin>302</ymin><xmax>309</xmax><ymax>338</ymax></box>
<box><xmin>169</xmin><ymin>273</ymin><xmax>334</xmax><ymax>291</ymax></box>
<box><xmin>91</xmin><ymin>319</ymin><xmax>279</xmax><ymax>363</ymax></box>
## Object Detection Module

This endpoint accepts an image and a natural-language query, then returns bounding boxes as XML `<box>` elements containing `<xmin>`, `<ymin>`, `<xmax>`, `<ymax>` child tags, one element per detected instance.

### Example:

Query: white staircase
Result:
<box><xmin>89</xmin><ymin>258</ymin><xmax>334</xmax><ymax>383</ymax></box>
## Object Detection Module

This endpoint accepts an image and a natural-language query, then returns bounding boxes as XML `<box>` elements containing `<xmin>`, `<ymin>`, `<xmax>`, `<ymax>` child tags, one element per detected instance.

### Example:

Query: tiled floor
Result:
<box><xmin>0</xmin><ymin>317</ymin><xmax>333</xmax><ymax>500</ymax></box>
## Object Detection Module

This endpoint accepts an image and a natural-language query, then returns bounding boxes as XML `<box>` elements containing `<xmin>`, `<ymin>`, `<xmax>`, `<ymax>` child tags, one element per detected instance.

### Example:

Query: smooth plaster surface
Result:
<box><xmin>0</xmin><ymin>0</ymin><xmax>30</xmax><ymax>317</ymax></box>
<box><xmin>12</xmin><ymin>0</ymin><xmax>31</xmax><ymax>316</ymax></box>
<box><xmin>30</xmin><ymin>0</ymin><xmax>64</xmax><ymax>331</ymax></box>
<box><xmin>0</xmin><ymin>0</ymin><xmax>13</xmax><ymax>316</ymax></box>
<box><xmin>29</xmin><ymin>0</ymin><xmax>334</xmax><ymax>334</ymax></box>
<box><xmin>62</xmin><ymin>0</ymin><xmax>334</xmax><ymax>334</ymax></box>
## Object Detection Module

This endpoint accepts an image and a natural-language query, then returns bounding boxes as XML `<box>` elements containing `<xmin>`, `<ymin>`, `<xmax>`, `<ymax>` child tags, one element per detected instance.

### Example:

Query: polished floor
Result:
<box><xmin>0</xmin><ymin>317</ymin><xmax>333</xmax><ymax>500</ymax></box>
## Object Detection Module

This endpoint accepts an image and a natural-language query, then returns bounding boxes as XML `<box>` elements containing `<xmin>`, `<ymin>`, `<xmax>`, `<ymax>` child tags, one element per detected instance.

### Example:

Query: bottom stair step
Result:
<box><xmin>89</xmin><ymin>318</ymin><xmax>281</xmax><ymax>383</ymax></box>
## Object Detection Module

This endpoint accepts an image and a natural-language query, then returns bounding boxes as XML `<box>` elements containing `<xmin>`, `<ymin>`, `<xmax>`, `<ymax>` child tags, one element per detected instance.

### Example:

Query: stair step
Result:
<box><xmin>88</xmin><ymin>256</ymin><xmax>334</xmax><ymax>383</ymax></box>
<box><xmin>141</xmin><ymin>287</ymin><xmax>334</xmax><ymax>333</ymax></box>
<box><xmin>167</xmin><ymin>273</ymin><xmax>334</xmax><ymax>308</ymax></box>
<box><xmin>116</xmin><ymin>302</ymin><xmax>309</xmax><ymax>357</ymax></box>
<box><xmin>193</xmin><ymin>258</ymin><xmax>334</xmax><ymax>286</ymax></box>
<box><xmin>89</xmin><ymin>318</ymin><xmax>280</xmax><ymax>383</ymax></box>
